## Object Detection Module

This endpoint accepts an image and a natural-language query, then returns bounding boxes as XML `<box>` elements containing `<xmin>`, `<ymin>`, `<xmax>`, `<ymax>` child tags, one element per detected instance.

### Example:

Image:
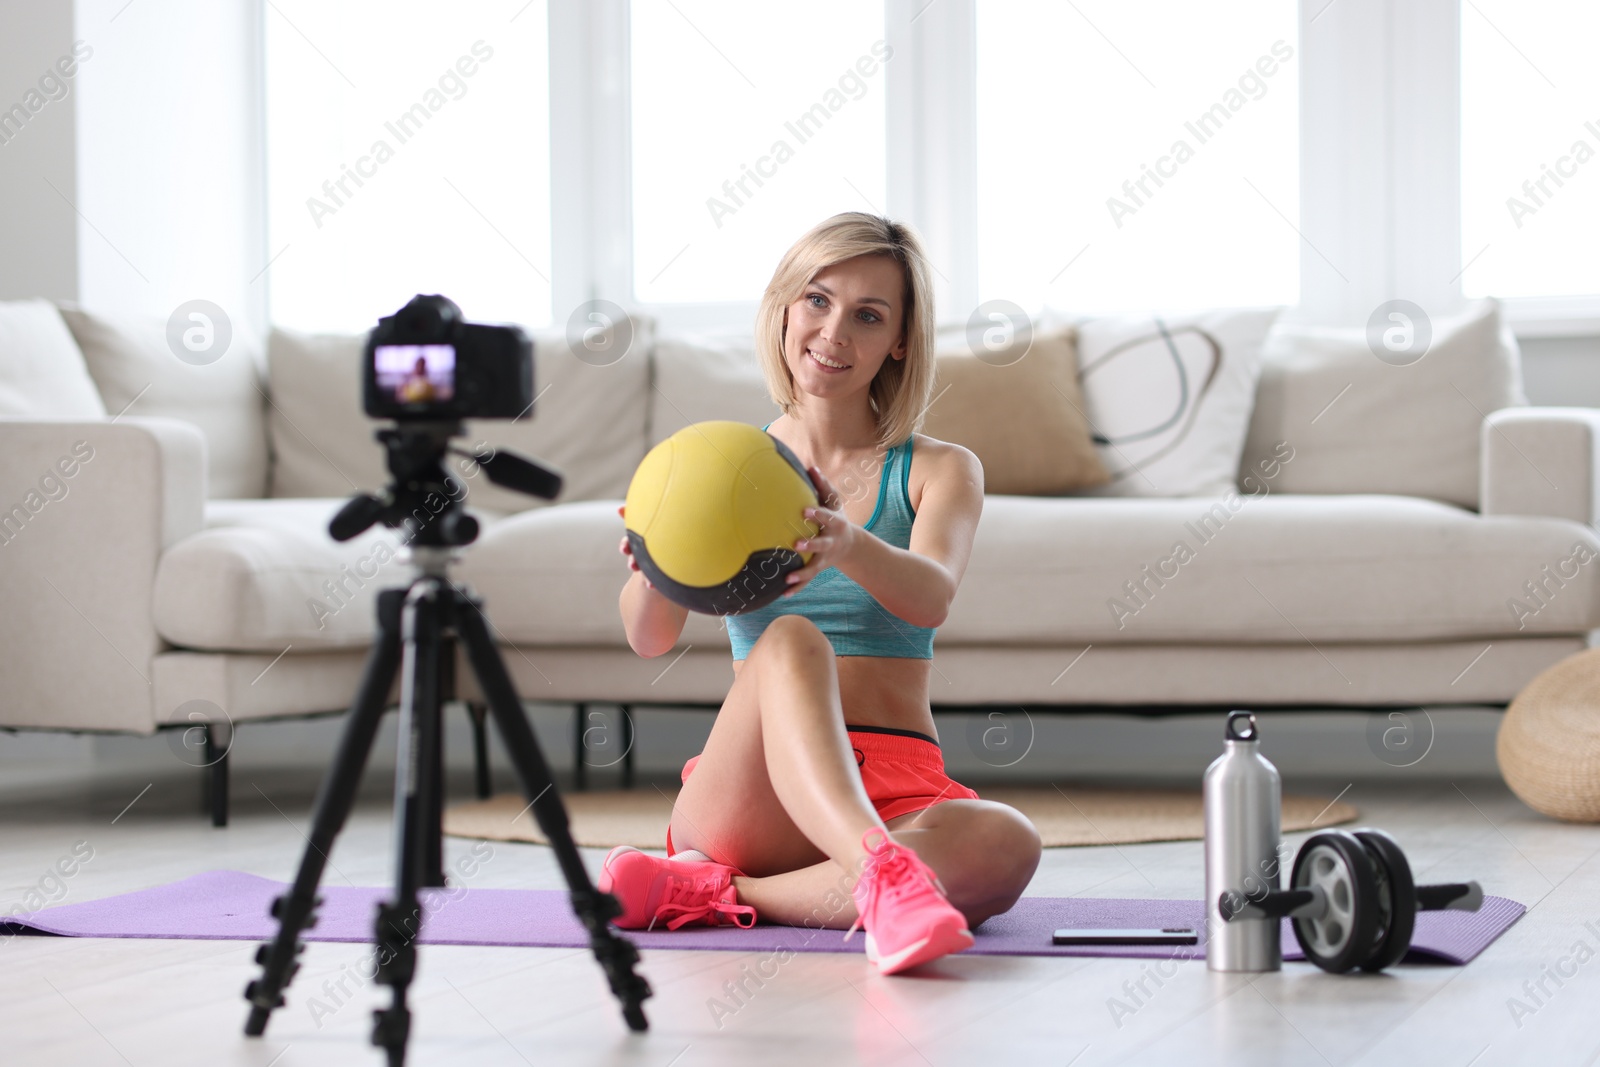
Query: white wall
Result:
<box><xmin>70</xmin><ymin>0</ymin><xmax>267</xmax><ymax>336</ymax></box>
<box><xmin>0</xmin><ymin>1</ymin><xmax>266</xmax><ymax>332</ymax></box>
<box><xmin>0</xmin><ymin>0</ymin><xmax>81</xmax><ymax>301</ymax></box>
<box><xmin>1522</xmin><ymin>336</ymin><xmax>1600</xmax><ymax>407</ymax></box>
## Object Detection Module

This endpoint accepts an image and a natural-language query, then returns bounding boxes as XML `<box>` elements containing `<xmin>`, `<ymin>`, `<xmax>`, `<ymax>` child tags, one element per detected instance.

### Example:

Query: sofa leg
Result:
<box><xmin>467</xmin><ymin>702</ymin><xmax>492</xmax><ymax>799</ymax></box>
<box><xmin>621</xmin><ymin>704</ymin><xmax>634</xmax><ymax>790</ymax></box>
<box><xmin>573</xmin><ymin>702</ymin><xmax>588</xmax><ymax>792</ymax></box>
<box><xmin>205</xmin><ymin>724</ymin><xmax>230</xmax><ymax>828</ymax></box>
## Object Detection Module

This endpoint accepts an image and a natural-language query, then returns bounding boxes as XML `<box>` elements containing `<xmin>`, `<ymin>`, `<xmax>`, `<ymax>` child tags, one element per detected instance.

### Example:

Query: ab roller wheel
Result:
<box><xmin>1219</xmin><ymin>827</ymin><xmax>1484</xmax><ymax>973</ymax></box>
<box><xmin>1288</xmin><ymin>831</ymin><xmax>1380</xmax><ymax>974</ymax></box>
<box><xmin>1352</xmin><ymin>829</ymin><xmax>1416</xmax><ymax>972</ymax></box>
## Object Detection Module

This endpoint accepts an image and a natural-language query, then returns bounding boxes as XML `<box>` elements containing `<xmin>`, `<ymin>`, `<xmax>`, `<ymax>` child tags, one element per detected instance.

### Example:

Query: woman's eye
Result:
<box><xmin>859</xmin><ymin>310</ymin><xmax>881</xmax><ymax>324</ymax></box>
<box><xmin>807</xmin><ymin>293</ymin><xmax>826</xmax><ymax>308</ymax></box>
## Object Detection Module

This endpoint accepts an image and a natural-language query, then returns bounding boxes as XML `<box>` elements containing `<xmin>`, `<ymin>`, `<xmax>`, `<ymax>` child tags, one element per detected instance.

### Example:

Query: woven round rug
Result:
<box><xmin>443</xmin><ymin>785</ymin><xmax>1357</xmax><ymax>850</ymax></box>
<box><xmin>1499</xmin><ymin>647</ymin><xmax>1600</xmax><ymax>822</ymax></box>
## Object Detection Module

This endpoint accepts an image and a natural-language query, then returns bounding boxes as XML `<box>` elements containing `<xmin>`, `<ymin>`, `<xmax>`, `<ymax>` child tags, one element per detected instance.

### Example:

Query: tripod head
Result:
<box><xmin>329</xmin><ymin>422</ymin><xmax>562</xmax><ymax>548</ymax></box>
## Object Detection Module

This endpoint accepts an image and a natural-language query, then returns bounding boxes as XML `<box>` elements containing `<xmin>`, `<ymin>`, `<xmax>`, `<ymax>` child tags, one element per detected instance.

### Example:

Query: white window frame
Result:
<box><xmin>548</xmin><ymin>0</ymin><xmax>983</xmax><ymax>336</ymax></box>
<box><xmin>1299</xmin><ymin>0</ymin><xmax>1600</xmax><ymax>338</ymax></box>
<box><xmin>543</xmin><ymin>0</ymin><xmax>1598</xmax><ymax>339</ymax></box>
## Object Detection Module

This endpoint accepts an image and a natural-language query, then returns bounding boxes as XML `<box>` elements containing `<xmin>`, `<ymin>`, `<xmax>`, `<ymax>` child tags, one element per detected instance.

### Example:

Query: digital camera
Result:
<box><xmin>363</xmin><ymin>294</ymin><xmax>534</xmax><ymax>421</ymax></box>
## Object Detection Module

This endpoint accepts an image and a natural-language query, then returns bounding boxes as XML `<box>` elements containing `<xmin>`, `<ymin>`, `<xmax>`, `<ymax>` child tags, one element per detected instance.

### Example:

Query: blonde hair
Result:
<box><xmin>755</xmin><ymin>212</ymin><xmax>937</xmax><ymax>452</ymax></box>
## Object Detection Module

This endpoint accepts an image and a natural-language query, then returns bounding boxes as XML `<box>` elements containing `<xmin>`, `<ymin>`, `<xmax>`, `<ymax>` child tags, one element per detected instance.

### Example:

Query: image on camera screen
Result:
<box><xmin>375</xmin><ymin>343</ymin><xmax>456</xmax><ymax>405</ymax></box>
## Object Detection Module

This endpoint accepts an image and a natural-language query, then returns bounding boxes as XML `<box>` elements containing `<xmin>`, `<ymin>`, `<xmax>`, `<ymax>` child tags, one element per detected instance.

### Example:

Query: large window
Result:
<box><xmin>254</xmin><ymin>2</ymin><xmax>1600</xmax><ymax>336</ymax></box>
<box><xmin>975</xmin><ymin>1</ymin><xmax>1299</xmax><ymax>315</ymax></box>
<box><xmin>1461</xmin><ymin>0</ymin><xmax>1600</xmax><ymax>300</ymax></box>
<box><xmin>629</xmin><ymin>1</ymin><xmax>888</xmax><ymax>304</ymax></box>
<box><xmin>265</xmin><ymin>0</ymin><xmax>551</xmax><ymax>332</ymax></box>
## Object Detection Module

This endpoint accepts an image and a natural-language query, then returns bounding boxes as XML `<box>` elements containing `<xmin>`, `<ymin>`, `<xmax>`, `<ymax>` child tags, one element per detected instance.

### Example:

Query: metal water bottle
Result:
<box><xmin>1203</xmin><ymin>711</ymin><xmax>1282</xmax><ymax>971</ymax></box>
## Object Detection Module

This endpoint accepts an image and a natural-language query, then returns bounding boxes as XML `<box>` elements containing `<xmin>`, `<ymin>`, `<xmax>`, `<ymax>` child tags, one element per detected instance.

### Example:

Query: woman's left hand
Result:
<box><xmin>785</xmin><ymin>466</ymin><xmax>860</xmax><ymax>596</ymax></box>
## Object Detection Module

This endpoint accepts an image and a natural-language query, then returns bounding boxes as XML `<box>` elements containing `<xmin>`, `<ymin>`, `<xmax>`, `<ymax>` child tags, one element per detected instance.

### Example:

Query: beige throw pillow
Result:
<box><xmin>648</xmin><ymin>333</ymin><xmax>780</xmax><ymax>445</ymax></box>
<box><xmin>1238</xmin><ymin>299</ymin><xmax>1527</xmax><ymax>509</ymax></box>
<box><xmin>923</xmin><ymin>327</ymin><xmax>1109</xmax><ymax>495</ymax></box>
<box><xmin>267</xmin><ymin>317</ymin><xmax>653</xmax><ymax>512</ymax></box>
<box><xmin>0</xmin><ymin>300</ymin><xmax>107</xmax><ymax>418</ymax></box>
<box><xmin>59</xmin><ymin>305</ymin><xmax>270</xmax><ymax>499</ymax></box>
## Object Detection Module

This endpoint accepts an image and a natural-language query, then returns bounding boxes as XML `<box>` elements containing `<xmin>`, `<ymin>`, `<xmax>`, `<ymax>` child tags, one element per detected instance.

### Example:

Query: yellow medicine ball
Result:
<box><xmin>624</xmin><ymin>421</ymin><xmax>820</xmax><ymax>615</ymax></box>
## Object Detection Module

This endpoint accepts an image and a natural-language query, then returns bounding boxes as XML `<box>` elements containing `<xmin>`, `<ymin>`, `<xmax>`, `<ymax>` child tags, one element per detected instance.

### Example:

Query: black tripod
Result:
<box><xmin>243</xmin><ymin>423</ymin><xmax>651</xmax><ymax>1066</ymax></box>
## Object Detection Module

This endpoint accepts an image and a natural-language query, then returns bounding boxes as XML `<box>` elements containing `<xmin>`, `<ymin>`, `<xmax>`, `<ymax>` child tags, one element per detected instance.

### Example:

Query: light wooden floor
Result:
<box><xmin>1</xmin><ymin>764</ymin><xmax>1598</xmax><ymax>1067</ymax></box>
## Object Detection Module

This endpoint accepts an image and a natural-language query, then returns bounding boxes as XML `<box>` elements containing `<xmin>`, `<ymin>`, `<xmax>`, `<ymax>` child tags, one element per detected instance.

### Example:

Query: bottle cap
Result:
<box><xmin>1225</xmin><ymin>711</ymin><xmax>1258</xmax><ymax>742</ymax></box>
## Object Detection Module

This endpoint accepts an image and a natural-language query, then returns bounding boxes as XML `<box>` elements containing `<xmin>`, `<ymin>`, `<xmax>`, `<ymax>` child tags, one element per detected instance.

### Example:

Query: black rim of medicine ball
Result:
<box><xmin>1354</xmin><ymin>828</ymin><xmax>1417</xmax><ymax>972</ymax></box>
<box><xmin>628</xmin><ymin>531</ymin><xmax>801</xmax><ymax>617</ymax></box>
<box><xmin>764</xmin><ymin>432</ymin><xmax>814</xmax><ymax>493</ymax></box>
<box><xmin>712</xmin><ymin>548</ymin><xmax>804</xmax><ymax>615</ymax></box>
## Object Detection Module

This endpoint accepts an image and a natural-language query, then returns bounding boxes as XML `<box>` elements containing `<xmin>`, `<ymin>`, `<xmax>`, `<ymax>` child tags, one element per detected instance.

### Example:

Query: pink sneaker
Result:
<box><xmin>598</xmin><ymin>846</ymin><xmax>757</xmax><ymax>931</ymax></box>
<box><xmin>846</xmin><ymin>830</ymin><xmax>974</xmax><ymax>974</ymax></box>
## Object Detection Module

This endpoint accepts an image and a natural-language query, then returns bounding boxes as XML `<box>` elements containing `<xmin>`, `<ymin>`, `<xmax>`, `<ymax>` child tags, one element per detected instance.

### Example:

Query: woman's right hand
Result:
<box><xmin>617</xmin><ymin>504</ymin><xmax>688</xmax><ymax>658</ymax></box>
<box><xmin>617</xmin><ymin>505</ymin><xmax>653</xmax><ymax>588</ymax></box>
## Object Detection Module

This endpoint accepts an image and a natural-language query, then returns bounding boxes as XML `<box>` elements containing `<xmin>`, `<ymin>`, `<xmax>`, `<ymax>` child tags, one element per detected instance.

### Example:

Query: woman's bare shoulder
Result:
<box><xmin>908</xmin><ymin>433</ymin><xmax>984</xmax><ymax>502</ymax></box>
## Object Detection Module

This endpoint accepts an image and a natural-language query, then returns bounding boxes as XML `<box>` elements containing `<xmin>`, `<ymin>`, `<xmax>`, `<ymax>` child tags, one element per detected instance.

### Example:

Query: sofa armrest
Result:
<box><xmin>1481</xmin><ymin>407</ymin><xmax>1600</xmax><ymax>524</ymax></box>
<box><xmin>0</xmin><ymin>416</ymin><xmax>205</xmax><ymax>732</ymax></box>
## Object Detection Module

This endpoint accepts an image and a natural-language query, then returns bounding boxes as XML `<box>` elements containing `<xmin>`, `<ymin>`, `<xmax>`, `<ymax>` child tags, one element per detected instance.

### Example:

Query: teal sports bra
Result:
<box><xmin>725</xmin><ymin>431</ymin><xmax>937</xmax><ymax>660</ymax></box>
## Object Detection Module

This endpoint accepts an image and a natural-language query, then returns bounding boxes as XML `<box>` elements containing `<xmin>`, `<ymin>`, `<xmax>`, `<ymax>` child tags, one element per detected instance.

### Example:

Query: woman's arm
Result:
<box><xmin>787</xmin><ymin>438</ymin><xmax>984</xmax><ymax>629</ymax></box>
<box><xmin>616</xmin><ymin>506</ymin><xmax>690</xmax><ymax>658</ymax></box>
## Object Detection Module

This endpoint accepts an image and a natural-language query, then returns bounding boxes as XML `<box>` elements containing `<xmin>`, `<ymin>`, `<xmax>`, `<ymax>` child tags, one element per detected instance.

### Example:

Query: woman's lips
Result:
<box><xmin>807</xmin><ymin>348</ymin><xmax>850</xmax><ymax>372</ymax></box>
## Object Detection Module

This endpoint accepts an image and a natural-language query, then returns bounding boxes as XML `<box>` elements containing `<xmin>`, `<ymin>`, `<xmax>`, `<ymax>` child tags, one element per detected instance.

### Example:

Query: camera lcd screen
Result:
<box><xmin>374</xmin><ymin>343</ymin><xmax>456</xmax><ymax>406</ymax></box>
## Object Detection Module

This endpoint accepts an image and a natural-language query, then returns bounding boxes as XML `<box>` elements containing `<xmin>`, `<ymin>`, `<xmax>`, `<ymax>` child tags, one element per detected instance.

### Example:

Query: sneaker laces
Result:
<box><xmin>648</xmin><ymin>870</ymin><xmax>757</xmax><ymax>932</ymax></box>
<box><xmin>843</xmin><ymin>831</ymin><xmax>947</xmax><ymax>941</ymax></box>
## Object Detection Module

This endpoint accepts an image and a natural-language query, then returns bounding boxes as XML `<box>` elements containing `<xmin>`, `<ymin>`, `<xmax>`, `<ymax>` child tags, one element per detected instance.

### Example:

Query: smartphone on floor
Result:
<box><xmin>1052</xmin><ymin>927</ymin><xmax>1197</xmax><ymax>946</ymax></box>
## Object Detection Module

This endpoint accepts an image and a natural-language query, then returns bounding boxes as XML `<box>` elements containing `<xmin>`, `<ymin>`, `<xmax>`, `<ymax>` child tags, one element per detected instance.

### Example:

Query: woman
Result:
<box><xmin>604</xmin><ymin>213</ymin><xmax>1041</xmax><ymax>974</ymax></box>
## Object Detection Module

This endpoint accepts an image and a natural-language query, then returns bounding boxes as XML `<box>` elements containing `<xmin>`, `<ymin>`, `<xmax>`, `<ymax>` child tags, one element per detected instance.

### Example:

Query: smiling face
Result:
<box><xmin>781</xmin><ymin>254</ymin><xmax>907</xmax><ymax>403</ymax></box>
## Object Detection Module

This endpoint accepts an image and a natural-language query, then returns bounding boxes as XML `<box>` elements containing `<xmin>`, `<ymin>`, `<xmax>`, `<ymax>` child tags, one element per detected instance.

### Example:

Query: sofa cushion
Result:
<box><xmin>267</xmin><ymin>316</ymin><xmax>652</xmax><ymax>512</ymax></box>
<box><xmin>952</xmin><ymin>492</ymin><xmax>1600</xmax><ymax>644</ymax></box>
<box><xmin>153</xmin><ymin>499</ymin><xmax>408</xmax><ymax>652</ymax></box>
<box><xmin>1239</xmin><ymin>299</ymin><xmax>1527</xmax><ymax>509</ymax></box>
<box><xmin>1073</xmin><ymin>307</ymin><xmax>1279</xmax><ymax>496</ymax></box>
<box><xmin>455</xmin><ymin>491</ymin><xmax>1600</xmax><ymax>648</ymax></box>
<box><xmin>457</xmin><ymin>498</ymin><xmax>732</xmax><ymax>650</ymax></box>
<box><xmin>58</xmin><ymin>305</ymin><xmax>270</xmax><ymax>499</ymax></box>
<box><xmin>925</xmin><ymin>326</ymin><xmax>1108</xmax><ymax>495</ymax></box>
<box><xmin>0</xmin><ymin>299</ymin><xmax>106</xmax><ymax>418</ymax></box>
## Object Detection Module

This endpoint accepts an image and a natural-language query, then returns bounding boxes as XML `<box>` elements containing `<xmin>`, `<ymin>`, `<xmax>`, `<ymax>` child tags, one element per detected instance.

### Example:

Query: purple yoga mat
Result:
<box><xmin>1</xmin><ymin>870</ymin><xmax>1523</xmax><ymax>965</ymax></box>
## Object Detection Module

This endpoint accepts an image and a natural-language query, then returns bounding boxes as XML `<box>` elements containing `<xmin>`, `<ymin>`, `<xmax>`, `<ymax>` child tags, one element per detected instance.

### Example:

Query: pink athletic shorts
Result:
<box><xmin>665</xmin><ymin>726</ymin><xmax>980</xmax><ymax>856</ymax></box>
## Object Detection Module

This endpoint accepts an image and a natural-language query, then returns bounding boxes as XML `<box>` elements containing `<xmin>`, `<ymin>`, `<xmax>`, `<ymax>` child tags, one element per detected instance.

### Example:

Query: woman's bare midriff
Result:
<box><xmin>731</xmin><ymin>654</ymin><xmax>937</xmax><ymax>740</ymax></box>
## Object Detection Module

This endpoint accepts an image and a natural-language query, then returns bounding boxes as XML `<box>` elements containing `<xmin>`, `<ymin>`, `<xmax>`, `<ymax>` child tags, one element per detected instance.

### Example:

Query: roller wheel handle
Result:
<box><xmin>1416</xmin><ymin>881</ymin><xmax>1483</xmax><ymax>912</ymax></box>
<box><xmin>1350</xmin><ymin>828</ymin><xmax>1483</xmax><ymax>973</ymax></box>
<box><xmin>1218</xmin><ymin>885</ymin><xmax>1326</xmax><ymax>922</ymax></box>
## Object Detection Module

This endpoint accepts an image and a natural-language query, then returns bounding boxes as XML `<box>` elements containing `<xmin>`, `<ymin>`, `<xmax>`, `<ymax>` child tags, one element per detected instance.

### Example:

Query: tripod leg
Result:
<box><xmin>244</xmin><ymin>589</ymin><xmax>406</xmax><ymax>1038</ymax></box>
<box><xmin>620</xmin><ymin>705</ymin><xmax>634</xmax><ymax>790</ymax></box>
<box><xmin>203</xmin><ymin>723</ymin><xmax>231</xmax><ymax>826</ymax></box>
<box><xmin>416</xmin><ymin>611</ymin><xmax>448</xmax><ymax>889</ymax></box>
<box><xmin>573</xmin><ymin>702</ymin><xmax>588</xmax><ymax>791</ymax></box>
<box><xmin>422</xmin><ymin>638</ymin><xmax>453</xmax><ymax>889</ymax></box>
<box><xmin>453</xmin><ymin>590</ymin><xmax>651</xmax><ymax>1032</ymax></box>
<box><xmin>467</xmin><ymin>703</ymin><xmax>492</xmax><ymax>799</ymax></box>
<box><xmin>371</xmin><ymin>581</ymin><xmax>445</xmax><ymax>1067</ymax></box>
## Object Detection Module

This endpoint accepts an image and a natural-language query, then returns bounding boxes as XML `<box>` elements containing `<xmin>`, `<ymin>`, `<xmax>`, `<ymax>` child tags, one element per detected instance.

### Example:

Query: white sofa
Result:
<box><xmin>3</xmin><ymin>299</ymin><xmax>1598</xmax><ymax>821</ymax></box>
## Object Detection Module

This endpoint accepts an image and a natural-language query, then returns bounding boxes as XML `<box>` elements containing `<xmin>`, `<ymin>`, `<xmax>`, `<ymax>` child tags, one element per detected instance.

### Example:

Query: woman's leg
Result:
<box><xmin>732</xmin><ymin>800</ymin><xmax>1043</xmax><ymax>929</ymax></box>
<box><xmin>670</xmin><ymin>614</ymin><xmax>885</xmax><ymax>878</ymax></box>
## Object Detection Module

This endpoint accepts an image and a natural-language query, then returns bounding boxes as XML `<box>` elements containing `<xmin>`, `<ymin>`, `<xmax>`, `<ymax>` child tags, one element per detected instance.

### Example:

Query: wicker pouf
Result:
<box><xmin>1498</xmin><ymin>649</ymin><xmax>1600</xmax><ymax>823</ymax></box>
